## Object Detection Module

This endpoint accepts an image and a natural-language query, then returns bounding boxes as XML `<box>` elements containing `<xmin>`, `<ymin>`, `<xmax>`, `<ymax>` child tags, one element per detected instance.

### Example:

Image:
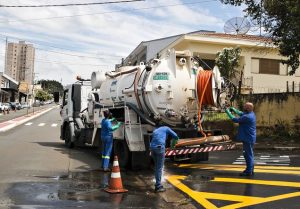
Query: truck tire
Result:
<box><xmin>64</xmin><ymin>124</ymin><xmax>74</xmax><ymax>148</ymax></box>
<box><xmin>114</xmin><ymin>140</ymin><xmax>130</xmax><ymax>168</ymax></box>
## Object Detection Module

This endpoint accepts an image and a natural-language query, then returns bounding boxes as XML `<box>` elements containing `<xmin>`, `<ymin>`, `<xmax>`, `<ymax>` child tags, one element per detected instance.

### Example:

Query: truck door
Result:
<box><xmin>61</xmin><ymin>89</ymin><xmax>69</xmax><ymax>120</ymax></box>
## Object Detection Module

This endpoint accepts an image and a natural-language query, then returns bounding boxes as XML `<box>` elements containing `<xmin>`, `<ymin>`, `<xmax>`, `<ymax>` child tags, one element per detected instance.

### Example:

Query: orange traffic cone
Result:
<box><xmin>104</xmin><ymin>156</ymin><xmax>128</xmax><ymax>194</ymax></box>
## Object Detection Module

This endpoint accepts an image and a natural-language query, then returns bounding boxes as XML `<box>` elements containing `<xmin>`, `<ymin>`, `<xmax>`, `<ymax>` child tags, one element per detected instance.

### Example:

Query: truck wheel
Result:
<box><xmin>114</xmin><ymin>140</ymin><xmax>130</xmax><ymax>168</ymax></box>
<box><xmin>64</xmin><ymin>124</ymin><xmax>74</xmax><ymax>148</ymax></box>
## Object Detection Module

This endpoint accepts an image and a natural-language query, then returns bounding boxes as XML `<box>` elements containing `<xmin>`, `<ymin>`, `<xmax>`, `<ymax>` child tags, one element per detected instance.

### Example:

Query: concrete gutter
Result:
<box><xmin>0</xmin><ymin>106</ymin><xmax>58</xmax><ymax>132</ymax></box>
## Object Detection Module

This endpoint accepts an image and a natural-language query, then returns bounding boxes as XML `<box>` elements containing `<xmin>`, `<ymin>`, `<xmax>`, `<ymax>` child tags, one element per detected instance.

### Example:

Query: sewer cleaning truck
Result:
<box><xmin>60</xmin><ymin>49</ymin><xmax>236</xmax><ymax>169</ymax></box>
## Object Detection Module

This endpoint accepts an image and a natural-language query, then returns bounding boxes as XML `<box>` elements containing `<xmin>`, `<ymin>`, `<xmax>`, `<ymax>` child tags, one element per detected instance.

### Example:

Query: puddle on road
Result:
<box><xmin>6</xmin><ymin>170</ymin><xmax>172</xmax><ymax>208</ymax></box>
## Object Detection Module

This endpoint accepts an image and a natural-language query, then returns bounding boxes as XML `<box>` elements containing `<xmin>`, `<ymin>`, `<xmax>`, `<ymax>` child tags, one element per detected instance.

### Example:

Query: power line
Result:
<box><xmin>0</xmin><ymin>53</ymin><xmax>111</xmax><ymax>67</ymax></box>
<box><xmin>0</xmin><ymin>0</ymin><xmax>217</xmax><ymax>23</ymax></box>
<box><xmin>0</xmin><ymin>35</ymin><xmax>124</xmax><ymax>60</ymax></box>
<box><xmin>36</xmin><ymin>48</ymin><xmax>122</xmax><ymax>60</ymax></box>
<box><xmin>0</xmin><ymin>0</ymin><xmax>144</xmax><ymax>8</ymax></box>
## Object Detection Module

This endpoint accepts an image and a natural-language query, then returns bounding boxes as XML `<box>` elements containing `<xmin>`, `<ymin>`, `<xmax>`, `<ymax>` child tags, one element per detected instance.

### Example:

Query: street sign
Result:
<box><xmin>19</xmin><ymin>81</ymin><xmax>29</xmax><ymax>93</ymax></box>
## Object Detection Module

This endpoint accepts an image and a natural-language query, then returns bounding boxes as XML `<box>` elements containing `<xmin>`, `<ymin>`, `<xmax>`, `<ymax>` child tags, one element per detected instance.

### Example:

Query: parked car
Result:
<box><xmin>15</xmin><ymin>102</ymin><xmax>22</xmax><ymax>110</ymax></box>
<box><xmin>9</xmin><ymin>102</ymin><xmax>21</xmax><ymax>110</ymax></box>
<box><xmin>32</xmin><ymin>101</ymin><xmax>41</xmax><ymax>107</ymax></box>
<box><xmin>1</xmin><ymin>103</ymin><xmax>11</xmax><ymax>111</ymax></box>
<box><xmin>9</xmin><ymin>102</ymin><xmax>16</xmax><ymax>110</ymax></box>
<box><xmin>0</xmin><ymin>102</ymin><xmax>8</xmax><ymax>112</ymax></box>
<box><xmin>21</xmin><ymin>102</ymin><xmax>30</xmax><ymax>109</ymax></box>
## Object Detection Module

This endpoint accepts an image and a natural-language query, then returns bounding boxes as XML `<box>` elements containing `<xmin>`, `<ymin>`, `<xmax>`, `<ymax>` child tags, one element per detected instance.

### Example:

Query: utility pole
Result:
<box><xmin>31</xmin><ymin>72</ymin><xmax>39</xmax><ymax>114</ymax></box>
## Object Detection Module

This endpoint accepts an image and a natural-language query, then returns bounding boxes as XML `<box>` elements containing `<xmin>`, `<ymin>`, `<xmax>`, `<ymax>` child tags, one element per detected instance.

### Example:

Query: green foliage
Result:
<box><xmin>259</xmin><ymin>119</ymin><xmax>300</xmax><ymax>140</ymax></box>
<box><xmin>220</xmin><ymin>0</ymin><xmax>300</xmax><ymax>75</ymax></box>
<box><xmin>204</xmin><ymin>112</ymin><xmax>231</xmax><ymax>122</ymax></box>
<box><xmin>35</xmin><ymin>90</ymin><xmax>52</xmax><ymax>101</ymax></box>
<box><xmin>37</xmin><ymin>79</ymin><xmax>63</xmax><ymax>95</ymax></box>
<box><xmin>215</xmin><ymin>47</ymin><xmax>241</xmax><ymax>79</ymax></box>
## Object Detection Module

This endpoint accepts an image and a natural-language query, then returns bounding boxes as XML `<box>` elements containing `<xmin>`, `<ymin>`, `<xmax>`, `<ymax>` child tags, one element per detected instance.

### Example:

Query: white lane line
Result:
<box><xmin>256</xmin><ymin>162</ymin><xmax>267</xmax><ymax>165</ymax></box>
<box><xmin>25</xmin><ymin>122</ymin><xmax>33</xmax><ymax>126</ymax></box>
<box><xmin>51</xmin><ymin>123</ymin><xmax>58</xmax><ymax>127</ymax></box>
<box><xmin>38</xmin><ymin>123</ymin><xmax>45</xmax><ymax>127</ymax></box>
<box><xmin>280</xmin><ymin>156</ymin><xmax>289</xmax><ymax>158</ymax></box>
<box><xmin>260</xmin><ymin>155</ymin><xmax>270</xmax><ymax>158</ymax></box>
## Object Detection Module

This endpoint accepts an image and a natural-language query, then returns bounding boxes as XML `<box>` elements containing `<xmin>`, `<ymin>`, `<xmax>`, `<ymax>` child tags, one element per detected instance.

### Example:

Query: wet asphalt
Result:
<box><xmin>0</xmin><ymin>108</ymin><xmax>300</xmax><ymax>209</ymax></box>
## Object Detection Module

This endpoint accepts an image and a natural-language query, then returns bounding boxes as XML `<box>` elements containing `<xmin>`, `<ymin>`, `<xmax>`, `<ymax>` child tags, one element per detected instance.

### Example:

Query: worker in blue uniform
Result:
<box><xmin>150</xmin><ymin>126</ymin><xmax>179</xmax><ymax>192</ymax></box>
<box><xmin>101</xmin><ymin>110</ymin><xmax>122</xmax><ymax>172</ymax></box>
<box><xmin>225</xmin><ymin>102</ymin><xmax>256</xmax><ymax>176</ymax></box>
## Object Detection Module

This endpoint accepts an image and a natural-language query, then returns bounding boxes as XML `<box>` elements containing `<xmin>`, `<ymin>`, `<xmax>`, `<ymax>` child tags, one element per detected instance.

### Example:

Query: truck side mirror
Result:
<box><xmin>54</xmin><ymin>92</ymin><xmax>60</xmax><ymax>103</ymax></box>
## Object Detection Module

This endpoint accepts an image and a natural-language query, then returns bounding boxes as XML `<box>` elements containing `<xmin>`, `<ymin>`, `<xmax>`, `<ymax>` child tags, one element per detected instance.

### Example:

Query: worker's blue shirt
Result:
<box><xmin>101</xmin><ymin>118</ymin><xmax>113</xmax><ymax>138</ymax></box>
<box><xmin>150</xmin><ymin>126</ymin><xmax>178</xmax><ymax>149</ymax></box>
<box><xmin>232</xmin><ymin>111</ymin><xmax>256</xmax><ymax>144</ymax></box>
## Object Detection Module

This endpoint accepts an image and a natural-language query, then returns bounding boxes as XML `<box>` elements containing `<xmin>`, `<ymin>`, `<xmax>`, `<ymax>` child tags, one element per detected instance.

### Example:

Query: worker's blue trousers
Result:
<box><xmin>151</xmin><ymin>146</ymin><xmax>165</xmax><ymax>190</ymax></box>
<box><xmin>243</xmin><ymin>142</ymin><xmax>254</xmax><ymax>173</ymax></box>
<box><xmin>101</xmin><ymin>136</ymin><xmax>113</xmax><ymax>169</ymax></box>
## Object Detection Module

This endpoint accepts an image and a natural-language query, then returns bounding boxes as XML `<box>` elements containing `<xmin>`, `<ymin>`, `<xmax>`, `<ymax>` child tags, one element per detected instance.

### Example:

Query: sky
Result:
<box><xmin>0</xmin><ymin>0</ymin><xmax>247</xmax><ymax>85</ymax></box>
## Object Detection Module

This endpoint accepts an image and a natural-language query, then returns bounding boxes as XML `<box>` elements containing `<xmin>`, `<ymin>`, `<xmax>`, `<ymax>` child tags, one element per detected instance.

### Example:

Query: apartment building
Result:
<box><xmin>4</xmin><ymin>41</ymin><xmax>35</xmax><ymax>85</ymax></box>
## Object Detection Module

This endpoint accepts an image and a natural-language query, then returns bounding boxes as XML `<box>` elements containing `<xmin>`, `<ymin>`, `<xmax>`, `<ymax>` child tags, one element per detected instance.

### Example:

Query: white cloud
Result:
<box><xmin>0</xmin><ymin>0</ymin><xmax>245</xmax><ymax>85</ymax></box>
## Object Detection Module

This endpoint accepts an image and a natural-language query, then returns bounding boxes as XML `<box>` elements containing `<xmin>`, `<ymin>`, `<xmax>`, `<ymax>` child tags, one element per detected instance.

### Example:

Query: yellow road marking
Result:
<box><xmin>179</xmin><ymin>164</ymin><xmax>300</xmax><ymax>170</ymax></box>
<box><xmin>167</xmin><ymin>175</ymin><xmax>220</xmax><ymax>209</ymax></box>
<box><xmin>167</xmin><ymin>175</ymin><xmax>300</xmax><ymax>209</ymax></box>
<box><xmin>220</xmin><ymin>192</ymin><xmax>300</xmax><ymax>209</ymax></box>
<box><xmin>213</xmin><ymin>177</ymin><xmax>300</xmax><ymax>188</ymax></box>
<box><xmin>177</xmin><ymin>164</ymin><xmax>300</xmax><ymax>175</ymax></box>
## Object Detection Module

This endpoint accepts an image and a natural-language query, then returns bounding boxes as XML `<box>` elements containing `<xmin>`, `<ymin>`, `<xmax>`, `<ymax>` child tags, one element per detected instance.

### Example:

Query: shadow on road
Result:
<box><xmin>33</xmin><ymin>141</ymin><xmax>101</xmax><ymax>171</ymax></box>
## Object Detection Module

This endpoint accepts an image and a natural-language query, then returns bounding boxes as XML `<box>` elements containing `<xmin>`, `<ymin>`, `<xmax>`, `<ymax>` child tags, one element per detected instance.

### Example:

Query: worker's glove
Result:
<box><xmin>229</xmin><ymin>107</ymin><xmax>243</xmax><ymax>116</ymax></box>
<box><xmin>112</xmin><ymin>122</ymin><xmax>123</xmax><ymax>131</ymax></box>
<box><xmin>171</xmin><ymin>136</ymin><xmax>179</xmax><ymax>149</ymax></box>
<box><xmin>225</xmin><ymin>108</ymin><xmax>235</xmax><ymax>120</ymax></box>
<box><xmin>109</xmin><ymin>117</ymin><xmax>116</xmax><ymax>122</ymax></box>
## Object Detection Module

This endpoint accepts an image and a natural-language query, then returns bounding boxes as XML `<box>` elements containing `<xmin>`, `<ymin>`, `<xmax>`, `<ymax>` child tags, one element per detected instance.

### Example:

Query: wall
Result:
<box><xmin>241</xmin><ymin>93</ymin><xmax>300</xmax><ymax>127</ymax></box>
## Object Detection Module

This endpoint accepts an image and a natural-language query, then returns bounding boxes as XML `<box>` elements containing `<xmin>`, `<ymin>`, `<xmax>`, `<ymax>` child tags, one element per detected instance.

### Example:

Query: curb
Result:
<box><xmin>0</xmin><ymin>106</ymin><xmax>58</xmax><ymax>132</ymax></box>
<box><xmin>235</xmin><ymin>143</ymin><xmax>300</xmax><ymax>151</ymax></box>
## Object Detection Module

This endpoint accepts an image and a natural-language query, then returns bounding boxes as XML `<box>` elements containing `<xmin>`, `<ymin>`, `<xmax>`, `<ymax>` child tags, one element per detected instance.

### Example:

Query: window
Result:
<box><xmin>259</xmin><ymin>58</ymin><xmax>280</xmax><ymax>75</ymax></box>
<box><xmin>63</xmin><ymin>90</ymin><xmax>69</xmax><ymax>106</ymax></box>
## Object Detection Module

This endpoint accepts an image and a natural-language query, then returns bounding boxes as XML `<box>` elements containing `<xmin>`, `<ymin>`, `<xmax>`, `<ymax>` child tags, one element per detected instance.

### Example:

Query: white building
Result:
<box><xmin>123</xmin><ymin>31</ymin><xmax>300</xmax><ymax>93</ymax></box>
<box><xmin>0</xmin><ymin>72</ymin><xmax>19</xmax><ymax>102</ymax></box>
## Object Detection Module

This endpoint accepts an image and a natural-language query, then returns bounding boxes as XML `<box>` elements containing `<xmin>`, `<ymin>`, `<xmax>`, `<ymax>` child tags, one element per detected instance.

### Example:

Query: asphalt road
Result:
<box><xmin>0</xmin><ymin>108</ymin><xmax>300</xmax><ymax>209</ymax></box>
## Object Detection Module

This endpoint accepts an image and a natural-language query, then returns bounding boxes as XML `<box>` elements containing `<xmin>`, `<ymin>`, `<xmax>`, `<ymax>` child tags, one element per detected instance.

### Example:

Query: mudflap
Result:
<box><xmin>130</xmin><ymin>134</ymin><xmax>152</xmax><ymax>170</ymax></box>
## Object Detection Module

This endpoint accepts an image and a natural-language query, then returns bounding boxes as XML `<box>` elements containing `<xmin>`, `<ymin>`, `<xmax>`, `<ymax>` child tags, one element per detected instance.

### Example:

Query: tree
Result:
<box><xmin>37</xmin><ymin>80</ymin><xmax>64</xmax><ymax>95</ymax></box>
<box><xmin>35</xmin><ymin>90</ymin><xmax>51</xmax><ymax>101</ymax></box>
<box><xmin>215</xmin><ymin>47</ymin><xmax>241</xmax><ymax>79</ymax></box>
<box><xmin>220</xmin><ymin>0</ymin><xmax>300</xmax><ymax>75</ymax></box>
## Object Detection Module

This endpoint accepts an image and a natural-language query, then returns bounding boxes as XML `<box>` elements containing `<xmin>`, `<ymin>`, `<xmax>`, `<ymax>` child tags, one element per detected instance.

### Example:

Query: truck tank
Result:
<box><xmin>91</xmin><ymin>49</ymin><xmax>222</xmax><ymax>127</ymax></box>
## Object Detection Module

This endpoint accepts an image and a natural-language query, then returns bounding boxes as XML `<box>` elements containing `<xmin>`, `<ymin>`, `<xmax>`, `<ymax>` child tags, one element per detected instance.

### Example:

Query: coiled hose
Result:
<box><xmin>196</xmin><ymin>70</ymin><xmax>215</xmax><ymax>137</ymax></box>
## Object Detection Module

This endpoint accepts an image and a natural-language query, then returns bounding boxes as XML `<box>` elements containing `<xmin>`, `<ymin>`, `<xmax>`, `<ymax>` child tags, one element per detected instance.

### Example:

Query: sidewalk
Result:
<box><xmin>0</xmin><ymin>104</ymin><xmax>58</xmax><ymax>132</ymax></box>
<box><xmin>0</xmin><ymin>105</ymin><xmax>53</xmax><ymax>123</ymax></box>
